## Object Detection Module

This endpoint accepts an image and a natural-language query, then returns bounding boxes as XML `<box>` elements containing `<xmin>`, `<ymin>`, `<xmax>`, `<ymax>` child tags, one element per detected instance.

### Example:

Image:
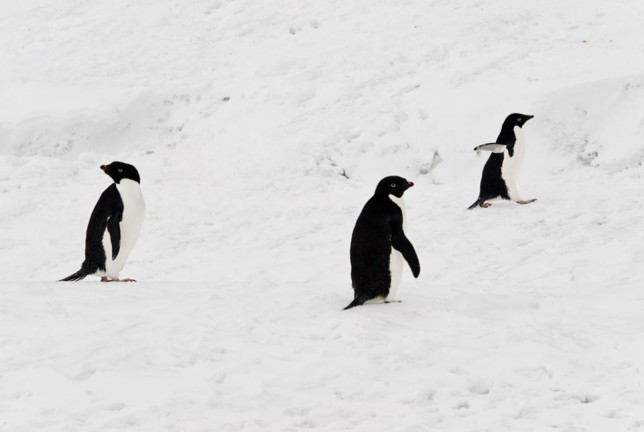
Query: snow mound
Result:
<box><xmin>538</xmin><ymin>74</ymin><xmax>644</xmax><ymax>169</ymax></box>
<box><xmin>0</xmin><ymin>83</ymin><xmax>216</xmax><ymax>157</ymax></box>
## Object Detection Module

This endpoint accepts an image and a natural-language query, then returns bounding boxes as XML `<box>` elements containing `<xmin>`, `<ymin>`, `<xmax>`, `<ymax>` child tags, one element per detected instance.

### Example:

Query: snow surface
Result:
<box><xmin>2</xmin><ymin>0</ymin><xmax>644</xmax><ymax>430</ymax></box>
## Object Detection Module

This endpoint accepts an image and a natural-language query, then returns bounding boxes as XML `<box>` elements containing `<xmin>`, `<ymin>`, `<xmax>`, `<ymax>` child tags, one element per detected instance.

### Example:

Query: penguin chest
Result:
<box><xmin>102</xmin><ymin>180</ymin><xmax>145</xmax><ymax>277</ymax></box>
<box><xmin>388</xmin><ymin>249</ymin><xmax>404</xmax><ymax>300</ymax></box>
<box><xmin>387</xmin><ymin>195</ymin><xmax>407</xmax><ymax>300</ymax></box>
<box><xmin>501</xmin><ymin>126</ymin><xmax>526</xmax><ymax>196</ymax></box>
<box><xmin>388</xmin><ymin>195</ymin><xmax>408</xmax><ymax>231</ymax></box>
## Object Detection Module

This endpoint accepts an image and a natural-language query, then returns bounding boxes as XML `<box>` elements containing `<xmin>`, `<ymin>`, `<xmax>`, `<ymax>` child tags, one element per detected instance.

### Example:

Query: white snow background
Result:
<box><xmin>2</xmin><ymin>1</ymin><xmax>644</xmax><ymax>431</ymax></box>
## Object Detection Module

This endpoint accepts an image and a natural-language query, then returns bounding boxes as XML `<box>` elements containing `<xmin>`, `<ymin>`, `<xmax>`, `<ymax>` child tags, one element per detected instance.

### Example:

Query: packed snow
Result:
<box><xmin>1</xmin><ymin>0</ymin><xmax>644</xmax><ymax>430</ymax></box>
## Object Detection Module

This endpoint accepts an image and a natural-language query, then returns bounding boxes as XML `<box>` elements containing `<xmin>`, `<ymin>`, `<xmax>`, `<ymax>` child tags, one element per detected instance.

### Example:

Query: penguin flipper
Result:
<box><xmin>474</xmin><ymin>143</ymin><xmax>506</xmax><ymax>153</ymax></box>
<box><xmin>59</xmin><ymin>268</ymin><xmax>90</xmax><ymax>281</ymax></box>
<box><xmin>86</xmin><ymin>184</ymin><xmax>123</xmax><ymax>261</ymax></box>
<box><xmin>107</xmin><ymin>211</ymin><xmax>122</xmax><ymax>260</ymax></box>
<box><xmin>391</xmin><ymin>230</ymin><xmax>420</xmax><ymax>278</ymax></box>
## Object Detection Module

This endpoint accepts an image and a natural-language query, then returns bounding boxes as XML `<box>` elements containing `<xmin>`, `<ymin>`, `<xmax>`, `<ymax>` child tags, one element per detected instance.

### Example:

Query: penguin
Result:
<box><xmin>345</xmin><ymin>176</ymin><xmax>420</xmax><ymax>310</ymax></box>
<box><xmin>468</xmin><ymin>113</ymin><xmax>537</xmax><ymax>209</ymax></box>
<box><xmin>60</xmin><ymin>162</ymin><xmax>145</xmax><ymax>282</ymax></box>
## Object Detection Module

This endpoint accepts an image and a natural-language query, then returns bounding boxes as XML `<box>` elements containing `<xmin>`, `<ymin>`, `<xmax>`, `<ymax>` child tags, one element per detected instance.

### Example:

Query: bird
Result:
<box><xmin>468</xmin><ymin>113</ymin><xmax>537</xmax><ymax>209</ymax></box>
<box><xmin>60</xmin><ymin>162</ymin><xmax>145</xmax><ymax>282</ymax></box>
<box><xmin>345</xmin><ymin>176</ymin><xmax>420</xmax><ymax>310</ymax></box>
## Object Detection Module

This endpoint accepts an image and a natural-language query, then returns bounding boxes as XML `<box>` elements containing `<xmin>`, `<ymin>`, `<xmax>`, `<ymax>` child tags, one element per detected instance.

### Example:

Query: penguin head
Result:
<box><xmin>100</xmin><ymin>161</ymin><xmax>141</xmax><ymax>184</ymax></box>
<box><xmin>504</xmin><ymin>113</ymin><xmax>534</xmax><ymax>128</ymax></box>
<box><xmin>375</xmin><ymin>176</ymin><xmax>414</xmax><ymax>198</ymax></box>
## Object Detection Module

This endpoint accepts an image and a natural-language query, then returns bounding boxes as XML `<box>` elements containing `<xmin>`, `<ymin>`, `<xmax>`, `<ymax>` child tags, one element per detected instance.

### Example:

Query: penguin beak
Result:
<box><xmin>406</xmin><ymin>181</ymin><xmax>414</xmax><ymax>189</ymax></box>
<box><xmin>100</xmin><ymin>165</ymin><xmax>107</xmax><ymax>172</ymax></box>
<box><xmin>526</xmin><ymin>115</ymin><xmax>534</xmax><ymax>121</ymax></box>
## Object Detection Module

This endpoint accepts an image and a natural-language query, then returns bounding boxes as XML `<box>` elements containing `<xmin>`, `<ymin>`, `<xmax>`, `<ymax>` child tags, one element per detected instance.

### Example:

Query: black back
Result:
<box><xmin>348</xmin><ymin>176</ymin><xmax>420</xmax><ymax>307</ymax></box>
<box><xmin>477</xmin><ymin>113</ymin><xmax>533</xmax><ymax>201</ymax></box>
<box><xmin>80</xmin><ymin>184</ymin><xmax>124</xmax><ymax>273</ymax></box>
<box><xmin>479</xmin><ymin>153</ymin><xmax>510</xmax><ymax>201</ymax></box>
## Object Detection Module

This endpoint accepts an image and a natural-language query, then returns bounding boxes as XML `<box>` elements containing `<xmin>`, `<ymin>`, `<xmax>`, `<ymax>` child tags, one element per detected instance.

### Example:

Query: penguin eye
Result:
<box><xmin>390</xmin><ymin>183</ymin><xmax>397</xmax><ymax>188</ymax></box>
<box><xmin>117</xmin><ymin>169</ymin><xmax>123</xmax><ymax>173</ymax></box>
<box><xmin>517</xmin><ymin>117</ymin><xmax>522</xmax><ymax>122</ymax></box>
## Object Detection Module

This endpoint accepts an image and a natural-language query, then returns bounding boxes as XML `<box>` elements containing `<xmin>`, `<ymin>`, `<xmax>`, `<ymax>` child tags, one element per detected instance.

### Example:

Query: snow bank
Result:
<box><xmin>0</xmin><ymin>84</ymin><xmax>211</xmax><ymax>157</ymax></box>
<box><xmin>538</xmin><ymin>75</ymin><xmax>644</xmax><ymax>170</ymax></box>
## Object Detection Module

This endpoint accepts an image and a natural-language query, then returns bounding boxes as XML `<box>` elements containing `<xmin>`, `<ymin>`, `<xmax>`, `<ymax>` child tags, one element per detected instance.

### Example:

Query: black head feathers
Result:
<box><xmin>502</xmin><ymin>113</ymin><xmax>534</xmax><ymax>129</ymax></box>
<box><xmin>100</xmin><ymin>162</ymin><xmax>141</xmax><ymax>184</ymax></box>
<box><xmin>374</xmin><ymin>176</ymin><xmax>414</xmax><ymax>198</ymax></box>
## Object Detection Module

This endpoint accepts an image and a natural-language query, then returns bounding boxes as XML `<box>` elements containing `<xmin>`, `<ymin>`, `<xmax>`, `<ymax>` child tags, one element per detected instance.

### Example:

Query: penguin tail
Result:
<box><xmin>467</xmin><ymin>197</ymin><xmax>484</xmax><ymax>210</ymax></box>
<box><xmin>59</xmin><ymin>268</ymin><xmax>90</xmax><ymax>282</ymax></box>
<box><xmin>343</xmin><ymin>297</ymin><xmax>368</xmax><ymax>310</ymax></box>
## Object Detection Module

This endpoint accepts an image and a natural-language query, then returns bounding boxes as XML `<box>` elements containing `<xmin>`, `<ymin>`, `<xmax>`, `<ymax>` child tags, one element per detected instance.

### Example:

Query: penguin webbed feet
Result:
<box><xmin>469</xmin><ymin>198</ymin><xmax>537</xmax><ymax>209</ymax></box>
<box><xmin>467</xmin><ymin>198</ymin><xmax>491</xmax><ymax>209</ymax></box>
<box><xmin>101</xmin><ymin>276</ymin><xmax>137</xmax><ymax>282</ymax></box>
<box><xmin>516</xmin><ymin>199</ymin><xmax>537</xmax><ymax>205</ymax></box>
<box><xmin>344</xmin><ymin>296</ymin><xmax>406</xmax><ymax>310</ymax></box>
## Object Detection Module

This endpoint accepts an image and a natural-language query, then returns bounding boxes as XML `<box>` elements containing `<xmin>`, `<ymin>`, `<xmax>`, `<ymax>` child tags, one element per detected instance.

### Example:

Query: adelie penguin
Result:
<box><xmin>60</xmin><ymin>162</ymin><xmax>145</xmax><ymax>282</ymax></box>
<box><xmin>345</xmin><ymin>176</ymin><xmax>420</xmax><ymax>310</ymax></box>
<box><xmin>468</xmin><ymin>113</ymin><xmax>537</xmax><ymax>209</ymax></box>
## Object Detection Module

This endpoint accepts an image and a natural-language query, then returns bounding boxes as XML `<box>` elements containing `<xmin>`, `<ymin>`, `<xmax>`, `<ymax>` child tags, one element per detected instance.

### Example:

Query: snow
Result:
<box><xmin>2</xmin><ymin>0</ymin><xmax>644</xmax><ymax>430</ymax></box>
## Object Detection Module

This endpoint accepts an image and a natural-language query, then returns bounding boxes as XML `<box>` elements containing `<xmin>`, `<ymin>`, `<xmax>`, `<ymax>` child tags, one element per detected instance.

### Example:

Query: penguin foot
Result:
<box><xmin>480</xmin><ymin>202</ymin><xmax>492</xmax><ymax>208</ymax></box>
<box><xmin>101</xmin><ymin>277</ymin><xmax>137</xmax><ymax>282</ymax></box>
<box><xmin>516</xmin><ymin>199</ymin><xmax>537</xmax><ymax>205</ymax></box>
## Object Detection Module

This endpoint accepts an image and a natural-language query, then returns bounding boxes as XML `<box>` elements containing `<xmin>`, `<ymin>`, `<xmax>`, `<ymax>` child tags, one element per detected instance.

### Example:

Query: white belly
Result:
<box><xmin>388</xmin><ymin>249</ymin><xmax>404</xmax><ymax>300</ymax></box>
<box><xmin>100</xmin><ymin>179</ymin><xmax>145</xmax><ymax>278</ymax></box>
<box><xmin>501</xmin><ymin>126</ymin><xmax>526</xmax><ymax>200</ymax></box>
<box><xmin>387</xmin><ymin>194</ymin><xmax>407</xmax><ymax>301</ymax></box>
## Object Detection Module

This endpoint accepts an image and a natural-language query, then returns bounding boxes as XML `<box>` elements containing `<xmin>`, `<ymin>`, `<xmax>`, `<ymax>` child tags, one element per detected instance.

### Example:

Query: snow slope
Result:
<box><xmin>1</xmin><ymin>0</ymin><xmax>644</xmax><ymax>430</ymax></box>
<box><xmin>2</xmin><ymin>282</ymin><xmax>644</xmax><ymax>431</ymax></box>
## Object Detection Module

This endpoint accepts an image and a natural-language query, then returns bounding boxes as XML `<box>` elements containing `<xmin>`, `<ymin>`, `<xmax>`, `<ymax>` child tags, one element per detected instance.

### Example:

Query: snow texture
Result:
<box><xmin>2</xmin><ymin>0</ymin><xmax>644</xmax><ymax>431</ymax></box>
